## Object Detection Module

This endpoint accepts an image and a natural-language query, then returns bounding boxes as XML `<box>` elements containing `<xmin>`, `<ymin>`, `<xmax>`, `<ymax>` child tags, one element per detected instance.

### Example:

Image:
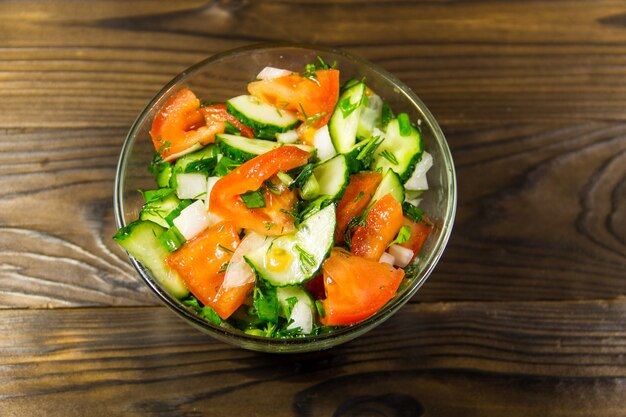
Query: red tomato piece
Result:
<box><xmin>350</xmin><ymin>193</ymin><xmax>404</xmax><ymax>261</ymax></box>
<box><xmin>320</xmin><ymin>249</ymin><xmax>405</xmax><ymax>326</ymax></box>
<box><xmin>165</xmin><ymin>221</ymin><xmax>251</xmax><ymax>319</ymax></box>
<box><xmin>200</xmin><ymin>103</ymin><xmax>255</xmax><ymax>138</ymax></box>
<box><xmin>248</xmin><ymin>69</ymin><xmax>340</xmax><ymax>129</ymax></box>
<box><xmin>400</xmin><ymin>216</ymin><xmax>433</xmax><ymax>260</ymax></box>
<box><xmin>150</xmin><ymin>88</ymin><xmax>221</xmax><ymax>161</ymax></box>
<box><xmin>209</xmin><ymin>146</ymin><xmax>311</xmax><ymax>236</ymax></box>
<box><xmin>334</xmin><ymin>172</ymin><xmax>383</xmax><ymax>244</ymax></box>
<box><xmin>304</xmin><ymin>274</ymin><xmax>325</xmax><ymax>301</ymax></box>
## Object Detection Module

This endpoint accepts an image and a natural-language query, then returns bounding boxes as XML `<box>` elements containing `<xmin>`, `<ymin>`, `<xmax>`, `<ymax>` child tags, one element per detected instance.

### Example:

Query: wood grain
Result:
<box><xmin>1</xmin><ymin>301</ymin><xmax>625</xmax><ymax>416</ymax></box>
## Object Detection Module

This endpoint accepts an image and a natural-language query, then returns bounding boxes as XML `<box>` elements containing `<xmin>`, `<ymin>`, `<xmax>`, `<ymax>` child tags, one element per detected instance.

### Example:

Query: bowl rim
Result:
<box><xmin>114</xmin><ymin>42</ymin><xmax>457</xmax><ymax>352</ymax></box>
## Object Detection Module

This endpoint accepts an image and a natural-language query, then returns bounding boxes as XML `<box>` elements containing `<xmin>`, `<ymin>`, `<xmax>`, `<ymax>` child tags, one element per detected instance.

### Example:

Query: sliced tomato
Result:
<box><xmin>150</xmin><ymin>88</ymin><xmax>220</xmax><ymax>161</ymax></box>
<box><xmin>350</xmin><ymin>193</ymin><xmax>404</xmax><ymax>261</ymax></box>
<box><xmin>334</xmin><ymin>172</ymin><xmax>383</xmax><ymax>244</ymax></box>
<box><xmin>320</xmin><ymin>248</ymin><xmax>405</xmax><ymax>326</ymax></box>
<box><xmin>200</xmin><ymin>103</ymin><xmax>255</xmax><ymax>138</ymax></box>
<box><xmin>304</xmin><ymin>274</ymin><xmax>325</xmax><ymax>300</ymax></box>
<box><xmin>209</xmin><ymin>146</ymin><xmax>310</xmax><ymax>236</ymax></box>
<box><xmin>400</xmin><ymin>216</ymin><xmax>433</xmax><ymax>259</ymax></box>
<box><xmin>248</xmin><ymin>69</ymin><xmax>340</xmax><ymax>129</ymax></box>
<box><xmin>165</xmin><ymin>221</ymin><xmax>251</xmax><ymax>319</ymax></box>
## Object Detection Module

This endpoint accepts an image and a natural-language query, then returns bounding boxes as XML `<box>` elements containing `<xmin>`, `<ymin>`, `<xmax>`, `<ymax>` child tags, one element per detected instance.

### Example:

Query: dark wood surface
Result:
<box><xmin>1</xmin><ymin>1</ymin><xmax>625</xmax><ymax>416</ymax></box>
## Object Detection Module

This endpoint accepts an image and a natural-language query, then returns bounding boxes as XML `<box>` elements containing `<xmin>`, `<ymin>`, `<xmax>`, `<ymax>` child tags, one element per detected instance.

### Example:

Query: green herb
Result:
<box><xmin>397</xmin><ymin>113</ymin><xmax>412</xmax><ymax>136</ymax></box>
<box><xmin>148</xmin><ymin>151</ymin><xmax>165</xmax><ymax>174</ymax></box>
<box><xmin>224</xmin><ymin>120</ymin><xmax>241</xmax><ymax>135</ymax></box>
<box><xmin>302</xmin><ymin>56</ymin><xmax>335</xmax><ymax>80</ymax></box>
<box><xmin>315</xmin><ymin>300</ymin><xmax>326</xmax><ymax>319</ymax></box>
<box><xmin>253</xmin><ymin>286</ymin><xmax>279</xmax><ymax>323</ymax></box>
<box><xmin>199</xmin><ymin>99</ymin><xmax>218</xmax><ymax>108</ymax></box>
<box><xmin>182</xmin><ymin>295</ymin><xmax>201</xmax><ymax>308</ymax></box>
<box><xmin>380</xmin><ymin>149</ymin><xmax>399</xmax><ymax>165</ymax></box>
<box><xmin>240</xmin><ymin>189</ymin><xmax>266</xmax><ymax>209</ymax></box>
<box><xmin>356</xmin><ymin>136</ymin><xmax>383</xmax><ymax>167</ymax></box>
<box><xmin>199</xmin><ymin>306</ymin><xmax>222</xmax><ymax>325</ymax></box>
<box><xmin>338</xmin><ymin>97</ymin><xmax>360</xmax><ymax>118</ymax></box>
<box><xmin>183</xmin><ymin>156</ymin><xmax>217</xmax><ymax>175</ymax></box>
<box><xmin>381</xmin><ymin>103</ymin><xmax>394</xmax><ymax>128</ymax></box>
<box><xmin>218</xmin><ymin>244</ymin><xmax>234</xmax><ymax>254</ymax></box>
<box><xmin>294</xmin><ymin>244</ymin><xmax>315</xmax><ymax>274</ymax></box>
<box><xmin>192</xmin><ymin>191</ymin><xmax>207</xmax><ymax>200</ymax></box>
<box><xmin>292</xmin><ymin>163</ymin><xmax>315</xmax><ymax>189</ymax></box>
<box><xmin>214</xmin><ymin>156</ymin><xmax>241</xmax><ymax>177</ymax></box>
<box><xmin>353</xmin><ymin>191</ymin><xmax>364</xmax><ymax>203</ymax></box>
<box><xmin>281</xmin><ymin>296</ymin><xmax>299</xmax><ymax>319</ymax></box>
<box><xmin>163</xmin><ymin>199</ymin><xmax>193</xmax><ymax>225</ymax></box>
<box><xmin>140</xmin><ymin>188</ymin><xmax>174</xmax><ymax>203</ymax></box>
<box><xmin>298</xmin><ymin>102</ymin><xmax>326</xmax><ymax>126</ymax></box>
<box><xmin>388</xmin><ymin>225</ymin><xmax>412</xmax><ymax>247</ymax></box>
<box><xmin>217</xmin><ymin>262</ymin><xmax>229</xmax><ymax>274</ymax></box>
<box><xmin>265</xmin><ymin>222</ymin><xmax>276</xmax><ymax>231</ymax></box>
<box><xmin>402</xmin><ymin>201</ymin><xmax>425</xmax><ymax>223</ymax></box>
<box><xmin>264</xmin><ymin>180</ymin><xmax>281</xmax><ymax>195</ymax></box>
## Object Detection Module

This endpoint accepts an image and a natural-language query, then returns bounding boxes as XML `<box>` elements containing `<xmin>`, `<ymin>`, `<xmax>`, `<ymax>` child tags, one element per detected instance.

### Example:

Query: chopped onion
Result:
<box><xmin>173</xmin><ymin>200</ymin><xmax>219</xmax><ymax>240</ymax></box>
<box><xmin>176</xmin><ymin>173</ymin><xmax>208</xmax><ymax>200</ymax></box>
<box><xmin>204</xmin><ymin>176</ymin><xmax>220</xmax><ymax>210</ymax></box>
<box><xmin>388</xmin><ymin>244</ymin><xmax>414</xmax><ymax>268</ymax></box>
<box><xmin>404</xmin><ymin>151</ymin><xmax>433</xmax><ymax>191</ymax></box>
<box><xmin>276</xmin><ymin>129</ymin><xmax>299</xmax><ymax>144</ymax></box>
<box><xmin>313</xmin><ymin>124</ymin><xmax>336</xmax><ymax>161</ymax></box>
<box><xmin>256</xmin><ymin>66</ymin><xmax>294</xmax><ymax>80</ymax></box>
<box><xmin>287</xmin><ymin>300</ymin><xmax>313</xmax><ymax>334</ymax></box>
<box><xmin>223</xmin><ymin>232</ymin><xmax>268</xmax><ymax>289</ymax></box>
<box><xmin>379</xmin><ymin>252</ymin><xmax>395</xmax><ymax>266</ymax></box>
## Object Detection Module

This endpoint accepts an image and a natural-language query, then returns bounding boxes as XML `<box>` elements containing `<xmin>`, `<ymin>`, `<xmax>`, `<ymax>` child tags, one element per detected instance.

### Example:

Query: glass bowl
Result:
<box><xmin>114</xmin><ymin>43</ymin><xmax>457</xmax><ymax>353</ymax></box>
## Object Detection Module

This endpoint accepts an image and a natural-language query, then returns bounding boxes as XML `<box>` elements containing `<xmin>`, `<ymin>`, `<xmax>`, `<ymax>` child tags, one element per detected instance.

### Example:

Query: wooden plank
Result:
<box><xmin>0</xmin><ymin>301</ymin><xmax>625</xmax><ymax>416</ymax></box>
<box><xmin>1</xmin><ymin>1</ymin><xmax>626</xmax><ymax>128</ymax></box>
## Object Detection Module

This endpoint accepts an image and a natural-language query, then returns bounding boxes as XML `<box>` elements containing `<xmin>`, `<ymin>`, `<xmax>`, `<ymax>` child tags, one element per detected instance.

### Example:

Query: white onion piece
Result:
<box><xmin>287</xmin><ymin>300</ymin><xmax>313</xmax><ymax>334</ymax></box>
<box><xmin>276</xmin><ymin>130</ymin><xmax>299</xmax><ymax>144</ymax></box>
<box><xmin>404</xmin><ymin>151</ymin><xmax>433</xmax><ymax>191</ymax></box>
<box><xmin>204</xmin><ymin>176</ymin><xmax>220</xmax><ymax>210</ymax></box>
<box><xmin>222</xmin><ymin>232</ymin><xmax>267</xmax><ymax>289</ymax></box>
<box><xmin>176</xmin><ymin>173</ymin><xmax>208</xmax><ymax>200</ymax></box>
<box><xmin>256</xmin><ymin>66</ymin><xmax>294</xmax><ymax>80</ymax></box>
<box><xmin>379</xmin><ymin>252</ymin><xmax>395</xmax><ymax>266</ymax></box>
<box><xmin>173</xmin><ymin>200</ymin><xmax>218</xmax><ymax>240</ymax></box>
<box><xmin>313</xmin><ymin>124</ymin><xmax>336</xmax><ymax>161</ymax></box>
<box><xmin>388</xmin><ymin>244</ymin><xmax>414</xmax><ymax>268</ymax></box>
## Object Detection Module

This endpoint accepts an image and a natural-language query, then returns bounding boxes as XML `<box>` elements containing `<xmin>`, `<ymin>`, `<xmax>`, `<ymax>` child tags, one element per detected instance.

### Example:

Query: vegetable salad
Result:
<box><xmin>114</xmin><ymin>57</ymin><xmax>434</xmax><ymax>338</ymax></box>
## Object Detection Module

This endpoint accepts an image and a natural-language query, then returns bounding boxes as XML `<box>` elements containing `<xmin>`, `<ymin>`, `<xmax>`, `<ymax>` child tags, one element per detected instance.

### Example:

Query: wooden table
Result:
<box><xmin>1</xmin><ymin>1</ymin><xmax>625</xmax><ymax>416</ymax></box>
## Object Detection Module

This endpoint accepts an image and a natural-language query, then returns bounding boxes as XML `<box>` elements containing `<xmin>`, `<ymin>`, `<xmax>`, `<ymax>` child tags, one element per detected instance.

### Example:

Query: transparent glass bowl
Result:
<box><xmin>114</xmin><ymin>43</ymin><xmax>457</xmax><ymax>353</ymax></box>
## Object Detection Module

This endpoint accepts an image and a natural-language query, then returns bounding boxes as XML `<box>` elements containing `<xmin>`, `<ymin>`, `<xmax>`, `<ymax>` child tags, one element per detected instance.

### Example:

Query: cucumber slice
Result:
<box><xmin>226</xmin><ymin>95</ymin><xmax>299</xmax><ymax>139</ymax></box>
<box><xmin>276</xmin><ymin>286</ymin><xmax>315</xmax><ymax>335</ymax></box>
<box><xmin>356</xmin><ymin>93</ymin><xmax>383</xmax><ymax>139</ymax></box>
<box><xmin>113</xmin><ymin>221</ymin><xmax>189</xmax><ymax>298</ymax></box>
<box><xmin>216</xmin><ymin>133</ymin><xmax>280</xmax><ymax>162</ymax></box>
<box><xmin>312</xmin><ymin>154</ymin><xmax>349</xmax><ymax>201</ymax></box>
<box><xmin>329</xmin><ymin>82</ymin><xmax>366</xmax><ymax>153</ymax></box>
<box><xmin>371</xmin><ymin>168</ymin><xmax>404</xmax><ymax>204</ymax></box>
<box><xmin>372</xmin><ymin>115</ymin><xmax>423</xmax><ymax>182</ymax></box>
<box><xmin>139</xmin><ymin>192</ymin><xmax>182</xmax><ymax>228</ymax></box>
<box><xmin>244</xmin><ymin>204</ymin><xmax>336</xmax><ymax>286</ymax></box>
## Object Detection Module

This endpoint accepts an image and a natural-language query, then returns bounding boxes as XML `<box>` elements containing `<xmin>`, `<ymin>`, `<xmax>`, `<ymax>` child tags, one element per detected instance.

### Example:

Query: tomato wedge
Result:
<box><xmin>248</xmin><ymin>69</ymin><xmax>340</xmax><ymax>129</ymax></box>
<box><xmin>400</xmin><ymin>216</ymin><xmax>433</xmax><ymax>259</ymax></box>
<box><xmin>165</xmin><ymin>221</ymin><xmax>251</xmax><ymax>319</ymax></box>
<box><xmin>209</xmin><ymin>146</ymin><xmax>310</xmax><ymax>236</ymax></box>
<box><xmin>350</xmin><ymin>193</ymin><xmax>404</xmax><ymax>261</ymax></box>
<box><xmin>150</xmin><ymin>88</ymin><xmax>219</xmax><ymax>161</ymax></box>
<box><xmin>200</xmin><ymin>103</ymin><xmax>255</xmax><ymax>139</ymax></box>
<box><xmin>320</xmin><ymin>249</ymin><xmax>405</xmax><ymax>326</ymax></box>
<box><xmin>334</xmin><ymin>172</ymin><xmax>382</xmax><ymax>244</ymax></box>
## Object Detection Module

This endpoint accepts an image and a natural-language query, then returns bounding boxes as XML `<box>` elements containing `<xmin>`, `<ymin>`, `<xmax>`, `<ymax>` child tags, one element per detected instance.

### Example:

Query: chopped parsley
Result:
<box><xmin>353</xmin><ymin>191</ymin><xmax>365</xmax><ymax>203</ymax></box>
<box><xmin>240</xmin><ymin>189</ymin><xmax>266</xmax><ymax>209</ymax></box>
